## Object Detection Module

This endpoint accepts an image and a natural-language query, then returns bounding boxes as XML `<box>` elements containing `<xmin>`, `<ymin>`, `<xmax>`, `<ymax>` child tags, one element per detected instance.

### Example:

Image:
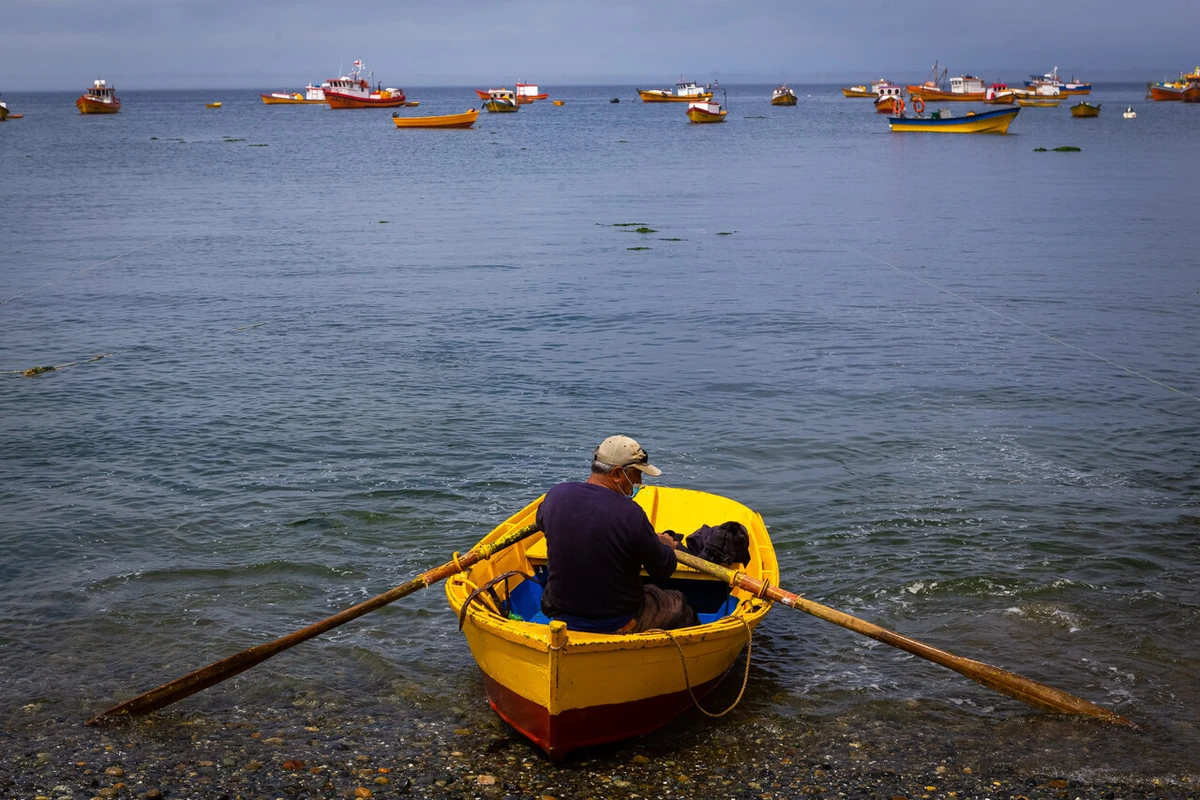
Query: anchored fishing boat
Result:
<box><xmin>391</xmin><ymin>108</ymin><xmax>479</xmax><ymax>128</ymax></box>
<box><xmin>841</xmin><ymin>79</ymin><xmax>891</xmax><ymax>98</ymax></box>
<box><xmin>908</xmin><ymin>67</ymin><xmax>988</xmax><ymax>102</ymax></box>
<box><xmin>1070</xmin><ymin>101</ymin><xmax>1101</xmax><ymax>118</ymax></box>
<box><xmin>323</xmin><ymin>60</ymin><xmax>406</xmax><ymax>108</ymax></box>
<box><xmin>76</xmin><ymin>79</ymin><xmax>121</xmax><ymax>114</ymax></box>
<box><xmin>770</xmin><ymin>85</ymin><xmax>797</xmax><ymax>106</ymax></box>
<box><xmin>637</xmin><ymin>78</ymin><xmax>713</xmax><ymax>102</ymax></box>
<box><xmin>1025</xmin><ymin>66</ymin><xmax>1091</xmax><ymax>95</ymax></box>
<box><xmin>889</xmin><ymin>106</ymin><xmax>1020</xmax><ymax>134</ymax></box>
<box><xmin>260</xmin><ymin>84</ymin><xmax>328</xmax><ymax>104</ymax></box>
<box><xmin>515</xmin><ymin>82</ymin><xmax>549</xmax><ymax>103</ymax></box>
<box><xmin>984</xmin><ymin>83</ymin><xmax>1016</xmax><ymax>104</ymax></box>
<box><xmin>873</xmin><ymin>83</ymin><xmax>905</xmax><ymax>113</ymax></box>
<box><xmin>686</xmin><ymin>98</ymin><xmax>727</xmax><ymax>123</ymax></box>
<box><xmin>482</xmin><ymin>88</ymin><xmax>519</xmax><ymax>112</ymax></box>
<box><xmin>445</xmin><ymin>487</ymin><xmax>777</xmax><ymax>758</ymax></box>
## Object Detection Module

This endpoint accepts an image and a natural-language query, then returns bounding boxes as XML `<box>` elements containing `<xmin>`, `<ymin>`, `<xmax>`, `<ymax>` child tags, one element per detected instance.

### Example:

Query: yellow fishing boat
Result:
<box><xmin>1070</xmin><ymin>101</ymin><xmax>1101</xmax><ymax>118</ymax></box>
<box><xmin>482</xmin><ymin>88</ymin><xmax>519</xmax><ymax>112</ymax></box>
<box><xmin>205</xmin><ymin>102</ymin><xmax>222</xmax><ymax>109</ymax></box>
<box><xmin>445</xmin><ymin>486</ymin><xmax>777</xmax><ymax>759</ymax></box>
<box><xmin>637</xmin><ymin>78</ymin><xmax>713</xmax><ymax>102</ymax></box>
<box><xmin>390</xmin><ymin>108</ymin><xmax>479</xmax><ymax>128</ymax></box>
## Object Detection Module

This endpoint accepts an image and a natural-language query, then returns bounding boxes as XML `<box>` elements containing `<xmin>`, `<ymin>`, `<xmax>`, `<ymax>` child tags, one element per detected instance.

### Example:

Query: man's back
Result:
<box><xmin>536</xmin><ymin>482</ymin><xmax>677</xmax><ymax>624</ymax></box>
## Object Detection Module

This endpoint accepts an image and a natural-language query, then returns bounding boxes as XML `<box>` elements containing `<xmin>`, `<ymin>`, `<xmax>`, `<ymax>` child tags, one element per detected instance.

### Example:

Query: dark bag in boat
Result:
<box><xmin>668</xmin><ymin>521</ymin><xmax>751</xmax><ymax>566</ymax></box>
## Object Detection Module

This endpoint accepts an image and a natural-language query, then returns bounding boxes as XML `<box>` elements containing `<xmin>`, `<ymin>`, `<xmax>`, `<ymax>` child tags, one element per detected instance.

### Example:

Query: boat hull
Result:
<box><xmin>391</xmin><ymin>109</ymin><xmax>478</xmax><ymax>128</ymax></box>
<box><xmin>1182</xmin><ymin>86</ymin><xmax>1200</xmax><ymax>103</ymax></box>
<box><xmin>325</xmin><ymin>91</ymin><xmax>406</xmax><ymax>109</ymax></box>
<box><xmin>889</xmin><ymin>107</ymin><xmax>1019</xmax><ymax>133</ymax></box>
<box><xmin>260</xmin><ymin>94</ymin><xmax>324</xmax><ymax>105</ymax></box>
<box><xmin>638</xmin><ymin>89</ymin><xmax>712</xmax><ymax>102</ymax></box>
<box><xmin>76</xmin><ymin>96</ymin><xmax>120</xmax><ymax>114</ymax></box>
<box><xmin>445</xmin><ymin>486</ymin><xmax>778</xmax><ymax>759</ymax></box>
<box><xmin>771</xmin><ymin>94</ymin><xmax>797</xmax><ymax>106</ymax></box>
<box><xmin>483</xmin><ymin>99</ymin><xmax>518</xmax><ymax>112</ymax></box>
<box><xmin>1149</xmin><ymin>85</ymin><xmax>1183</xmax><ymax>101</ymax></box>
<box><xmin>906</xmin><ymin>86</ymin><xmax>986</xmax><ymax>102</ymax></box>
<box><xmin>841</xmin><ymin>87</ymin><xmax>874</xmax><ymax>98</ymax></box>
<box><xmin>686</xmin><ymin>108</ymin><xmax>727</xmax><ymax>123</ymax></box>
<box><xmin>1016</xmin><ymin>98</ymin><xmax>1060</xmax><ymax>107</ymax></box>
<box><xmin>874</xmin><ymin>96</ymin><xmax>901</xmax><ymax>113</ymax></box>
<box><xmin>1070</xmin><ymin>103</ymin><xmax>1101</xmax><ymax>117</ymax></box>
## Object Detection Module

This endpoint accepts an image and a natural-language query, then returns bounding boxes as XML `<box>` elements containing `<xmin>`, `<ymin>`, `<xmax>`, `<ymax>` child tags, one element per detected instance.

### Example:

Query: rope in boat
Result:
<box><xmin>650</xmin><ymin>615</ymin><xmax>753</xmax><ymax>718</ymax></box>
<box><xmin>848</xmin><ymin>244</ymin><xmax>1200</xmax><ymax>403</ymax></box>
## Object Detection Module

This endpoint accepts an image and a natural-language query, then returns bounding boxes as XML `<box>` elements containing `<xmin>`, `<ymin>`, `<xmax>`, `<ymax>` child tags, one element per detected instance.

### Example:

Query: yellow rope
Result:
<box><xmin>1</xmin><ymin>353</ymin><xmax>113</xmax><ymax>377</ymax></box>
<box><xmin>651</xmin><ymin>616</ymin><xmax>753</xmax><ymax>718</ymax></box>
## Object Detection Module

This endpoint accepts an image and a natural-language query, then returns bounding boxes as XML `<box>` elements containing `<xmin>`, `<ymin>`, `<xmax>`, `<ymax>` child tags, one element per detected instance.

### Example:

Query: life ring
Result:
<box><xmin>912</xmin><ymin>97</ymin><xmax>925</xmax><ymax>114</ymax></box>
<box><xmin>895</xmin><ymin>98</ymin><xmax>905</xmax><ymax>114</ymax></box>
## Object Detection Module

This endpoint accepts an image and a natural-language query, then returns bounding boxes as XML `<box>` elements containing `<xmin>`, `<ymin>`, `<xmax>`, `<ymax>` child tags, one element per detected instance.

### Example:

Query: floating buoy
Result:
<box><xmin>553</xmin><ymin>99</ymin><xmax>564</xmax><ymax>106</ymax></box>
<box><xmin>1123</xmin><ymin>106</ymin><xmax>1136</xmax><ymax>119</ymax></box>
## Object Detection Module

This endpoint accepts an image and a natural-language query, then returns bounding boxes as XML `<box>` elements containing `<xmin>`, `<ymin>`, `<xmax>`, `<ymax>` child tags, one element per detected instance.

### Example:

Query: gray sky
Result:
<box><xmin>3</xmin><ymin>0</ymin><xmax>1197</xmax><ymax>90</ymax></box>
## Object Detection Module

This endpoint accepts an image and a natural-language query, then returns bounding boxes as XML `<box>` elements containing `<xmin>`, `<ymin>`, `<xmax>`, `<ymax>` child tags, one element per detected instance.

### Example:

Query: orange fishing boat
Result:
<box><xmin>516</xmin><ymin>82</ymin><xmax>549</xmax><ymax>103</ymax></box>
<box><xmin>908</xmin><ymin>69</ymin><xmax>987</xmax><ymax>102</ymax></box>
<box><xmin>873</xmin><ymin>84</ymin><xmax>905</xmax><ymax>113</ymax></box>
<box><xmin>76</xmin><ymin>79</ymin><xmax>121</xmax><ymax>114</ymax></box>
<box><xmin>323</xmin><ymin>60</ymin><xmax>406</xmax><ymax>108</ymax></box>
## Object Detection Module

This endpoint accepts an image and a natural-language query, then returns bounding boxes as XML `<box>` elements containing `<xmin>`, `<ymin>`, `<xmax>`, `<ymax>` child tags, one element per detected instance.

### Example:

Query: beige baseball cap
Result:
<box><xmin>593</xmin><ymin>435</ymin><xmax>662</xmax><ymax>476</ymax></box>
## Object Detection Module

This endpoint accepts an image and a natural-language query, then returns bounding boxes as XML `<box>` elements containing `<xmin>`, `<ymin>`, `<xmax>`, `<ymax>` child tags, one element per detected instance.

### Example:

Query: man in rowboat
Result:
<box><xmin>536</xmin><ymin>435</ymin><xmax>698</xmax><ymax>634</ymax></box>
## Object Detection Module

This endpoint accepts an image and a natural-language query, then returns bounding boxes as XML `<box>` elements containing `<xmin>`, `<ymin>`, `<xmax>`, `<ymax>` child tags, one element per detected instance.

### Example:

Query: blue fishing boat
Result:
<box><xmin>888</xmin><ymin>106</ymin><xmax>1019</xmax><ymax>134</ymax></box>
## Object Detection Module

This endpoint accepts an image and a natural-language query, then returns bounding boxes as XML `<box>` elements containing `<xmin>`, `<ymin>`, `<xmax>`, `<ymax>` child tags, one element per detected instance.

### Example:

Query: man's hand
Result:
<box><xmin>657</xmin><ymin>532</ymin><xmax>679</xmax><ymax>549</ymax></box>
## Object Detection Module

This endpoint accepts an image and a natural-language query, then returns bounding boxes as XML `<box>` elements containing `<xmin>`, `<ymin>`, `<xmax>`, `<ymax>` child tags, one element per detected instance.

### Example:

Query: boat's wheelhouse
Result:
<box><xmin>950</xmin><ymin>75</ymin><xmax>985</xmax><ymax>94</ymax></box>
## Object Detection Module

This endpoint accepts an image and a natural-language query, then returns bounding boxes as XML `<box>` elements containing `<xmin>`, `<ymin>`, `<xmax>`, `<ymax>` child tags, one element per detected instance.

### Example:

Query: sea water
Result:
<box><xmin>1</xmin><ymin>84</ymin><xmax>1197</xmax><ymax>778</ymax></box>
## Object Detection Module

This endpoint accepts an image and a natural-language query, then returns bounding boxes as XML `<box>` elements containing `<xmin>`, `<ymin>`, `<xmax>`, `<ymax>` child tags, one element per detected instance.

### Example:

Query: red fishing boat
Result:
<box><xmin>76</xmin><ymin>79</ymin><xmax>121</xmax><ymax>114</ymax></box>
<box><xmin>323</xmin><ymin>60</ymin><xmax>406</xmax><ymax>109</ymax></box>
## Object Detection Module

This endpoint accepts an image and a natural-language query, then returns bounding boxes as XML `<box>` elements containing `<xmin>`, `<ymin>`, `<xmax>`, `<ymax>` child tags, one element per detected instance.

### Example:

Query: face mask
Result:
<box><xmin>616</xmin><ymin>467</ymin><xmax>640</xmax><ymax>498</ymax></box>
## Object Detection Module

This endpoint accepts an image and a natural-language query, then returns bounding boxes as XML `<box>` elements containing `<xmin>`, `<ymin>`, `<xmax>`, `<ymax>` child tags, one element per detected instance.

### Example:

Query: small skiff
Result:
<box><xmin>391</xmin><ymin>108</ymin><xmax>478</xmax><ymax>128</ymax></box>
<box><xmin>445</xmin><ymin>486</ymin><xmax>777</xmax><ymax>759</ymax></box>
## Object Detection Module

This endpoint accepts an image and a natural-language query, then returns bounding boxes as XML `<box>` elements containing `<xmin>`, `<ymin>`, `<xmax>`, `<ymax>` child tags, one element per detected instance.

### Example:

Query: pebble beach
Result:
<box><xmin>5</xmin><ymin>692</ymin><xmax>1196</xmax><ymax>800</ymax></box>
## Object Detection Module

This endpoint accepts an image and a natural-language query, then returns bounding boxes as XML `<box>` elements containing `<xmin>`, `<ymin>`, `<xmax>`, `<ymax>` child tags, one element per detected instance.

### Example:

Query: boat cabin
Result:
<box><xmin>949</xmin><ymin>75</ymin><xmax>985</xmax><ymax>94</ymax></box>
<box><xmin>675</xmin><ymin>79</ymin><xmax>710</xmax><ymax>98</ymax></box>
<box><xmin>86</xmin><ymin>79</ymin><xmax>116</xmax><ymax>100</ymax></box>
<box><xmin>515</xmin><ymin>83</ymin><xmax>541</xmax><ymax>98</ymax></box>
<box><xmin>876</xmin><ymin>83</ymin><xmax>903</xmax><ymax>100</ymax></box>
<box><xmin>489</xmin><ymin>88</ymin><xmax>517</xmax><ymax>102</ymax></box>
<box><xmin>687</xmin><ymin>99</ymin><xmax>723</xmax><ymax>115</ymax></box>
<box><xmin>985</xmin><ymin>83</ymin><xmax>1011</xmax><ymax>101</ymax></box>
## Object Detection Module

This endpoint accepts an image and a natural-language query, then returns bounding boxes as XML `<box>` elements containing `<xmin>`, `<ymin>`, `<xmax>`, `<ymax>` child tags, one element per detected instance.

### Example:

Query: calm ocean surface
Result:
<box><xmin>2</xmin><ymin>84</ymin><xmax>1198</xmax><ymax>779</ymax></box>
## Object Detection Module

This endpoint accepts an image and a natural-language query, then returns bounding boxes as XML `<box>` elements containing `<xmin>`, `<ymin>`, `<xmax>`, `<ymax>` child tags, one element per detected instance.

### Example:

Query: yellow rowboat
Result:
<box><xmin>205</xmin><ymin>102</ymin><xmax>222</xmax><ymax>109</ymax></box>
<box><xmin>552</xmin><ymin>99</ymin><xmax>564</xmax><ymax>106</ymax></box>
<box><xmin>1016</xmin><ymin>97</ymin><xmax>1060</xmax><ymax>107</ymax></box>
<box><xmin>1070</xmin><ymin>101</ymin><xmax>1101</xmax><ymax>117</ymax></box>
<box><xmin>841</xmin><ymin>85</ymin><xmax>875</xmax><ymax>98</ymax></box>
<box><xmin>445</xmin><ymin>486</ymin><xmax>778</xmax><ymax>759</ymax></box>
<box><xmin>390</xmin><ymin>108</ymin><xmax>479</xmax><ymax>128</ymax></box>
<box><xmin>888</xmin><ymin>106</ymin><xmax>1020</xmax><ymax>133</ymax></box>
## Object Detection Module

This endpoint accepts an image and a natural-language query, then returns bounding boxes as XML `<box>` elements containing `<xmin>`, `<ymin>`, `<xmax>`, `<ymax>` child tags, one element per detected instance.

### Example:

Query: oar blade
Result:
<box><xmin>87</xmin><ymin>522</ymin><xmax>539</xmax><ymax>725</ymax></box>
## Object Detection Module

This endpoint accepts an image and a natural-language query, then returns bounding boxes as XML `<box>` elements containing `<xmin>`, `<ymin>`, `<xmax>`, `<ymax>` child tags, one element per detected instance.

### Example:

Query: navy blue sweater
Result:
<box><xmin>536</xmin><ymin>482</ymin><xmax>678</xmax><ymax>621</ymax></box>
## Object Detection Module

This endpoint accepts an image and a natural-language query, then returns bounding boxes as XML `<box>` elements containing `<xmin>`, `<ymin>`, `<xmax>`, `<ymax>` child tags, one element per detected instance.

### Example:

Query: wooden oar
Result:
<box><xmin>673</xmin><ymin>549</ymin><xmax>1136</xmax><ymax>728</ymax></box>
<box><xmin>87</xmin><ymin>522</ymin><xmax>540</xmax><ymax>726</ymax></box>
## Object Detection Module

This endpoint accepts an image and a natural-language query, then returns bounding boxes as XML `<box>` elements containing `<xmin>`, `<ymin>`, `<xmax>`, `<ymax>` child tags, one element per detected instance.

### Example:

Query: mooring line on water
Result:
<box><xmin>848</xmin><ymin>245</ymin><xmax>1200</xmax><ymax>403</ymax></box>
<box><xmin>0</xmin><ymin>237</ymin><xmax>172</xmax><ymax>307</ymax></box>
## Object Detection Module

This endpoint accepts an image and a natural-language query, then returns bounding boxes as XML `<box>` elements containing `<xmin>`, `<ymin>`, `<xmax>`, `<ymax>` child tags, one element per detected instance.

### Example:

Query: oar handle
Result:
<box><xmin>673</xmin><ymin>549</ymin><xmax>1136</xmax><ymax>728</ymax></box>
<box><xmin>87</xmin><ymin>522</ymin><xmax>540</xmax><ymax>725</ymax></box>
